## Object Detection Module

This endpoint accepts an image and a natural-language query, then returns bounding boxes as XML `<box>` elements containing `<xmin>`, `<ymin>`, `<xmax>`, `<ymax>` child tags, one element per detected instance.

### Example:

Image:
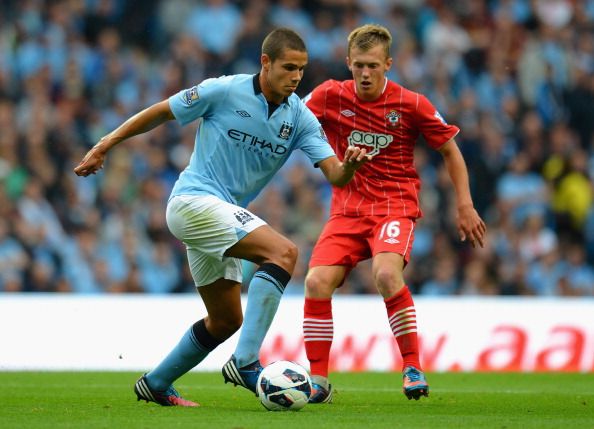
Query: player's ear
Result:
<box><xmin>261</xmin><ymin>54</ymin><xmax>271</xmax><ymax>71</ymax></box>
<box><xmin>385</xmin><ymin>56</ymin><xmax>393</xmax><ymax>71</ymax></box>
<box><xmin>346</xmin><ymin>56</ymin><xmax>352</xmax><ymax>71</ymax></box>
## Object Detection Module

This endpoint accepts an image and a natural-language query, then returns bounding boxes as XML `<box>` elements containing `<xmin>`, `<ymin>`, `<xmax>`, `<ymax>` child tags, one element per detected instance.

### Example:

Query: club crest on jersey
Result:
<box><xmin>385</xmin><ymin>110</ymin><xmax>401</xmax><ymax>128</ymax></box>
<box><xmin>234</xmin><ymin>210</ymin><xmax>254</xmax><ymax>225</ymax></box>
<box><xmin>278</xmin><ymin>121</ymin><xmax>294</xmax><ymax>140</ymax></box>
<box><xmin>183</xmin><ymin>86</ymin><xmax>199</xmax><ymax>105</ymax></box>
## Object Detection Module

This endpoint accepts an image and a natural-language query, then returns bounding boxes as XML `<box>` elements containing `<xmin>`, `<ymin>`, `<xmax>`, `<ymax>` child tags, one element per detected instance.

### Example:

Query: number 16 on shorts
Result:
<box><xmin>374</xmin><ymin>217</ymin><xmax>415</xmax><ymax>260</ymax></box>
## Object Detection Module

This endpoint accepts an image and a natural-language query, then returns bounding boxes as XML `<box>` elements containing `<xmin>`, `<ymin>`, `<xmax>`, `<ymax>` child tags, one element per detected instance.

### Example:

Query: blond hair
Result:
<box><xmin>347</xmin><ymin>24</ymin><xmax>392</xmax><ymax>58</ymax></box>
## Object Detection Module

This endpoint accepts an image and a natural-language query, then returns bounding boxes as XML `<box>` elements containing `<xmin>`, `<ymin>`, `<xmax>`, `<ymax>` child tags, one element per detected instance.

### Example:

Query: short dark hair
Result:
<box><xmin>262</xmin><ymin>28</ymin><xmax>307</xmax><ymax>62</ymax></box>
<box><xmin>347</xmin><ymin>24</ymin><xmax>392</xmax><ymax>59</ymax></box>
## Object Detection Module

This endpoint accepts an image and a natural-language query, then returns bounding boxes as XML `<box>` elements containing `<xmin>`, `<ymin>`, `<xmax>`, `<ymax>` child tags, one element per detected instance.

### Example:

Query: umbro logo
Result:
<box><xmin>341</xmin><ymin>109</ymin><xmax>355</xmax><ymax>117</ymax></box>
<box><xmin>384</xmin><ymin>237</ymin><xmax>400</xmax><ymax>244</ymax></box>
<box><xmin>236</xmin><ymin>110</ymin><xmax>251</xmax><ymax>118</ymax></box>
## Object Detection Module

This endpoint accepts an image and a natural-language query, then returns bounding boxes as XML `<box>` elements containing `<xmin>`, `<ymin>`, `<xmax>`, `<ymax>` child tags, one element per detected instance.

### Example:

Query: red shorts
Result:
<box><xmin>309</xmin><ymin>214</ymin><xmax>416</xmax><ymax>270</ymax></box>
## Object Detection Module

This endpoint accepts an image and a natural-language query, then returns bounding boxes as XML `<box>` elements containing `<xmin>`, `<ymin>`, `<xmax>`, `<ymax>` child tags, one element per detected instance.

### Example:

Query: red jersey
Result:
<box><xmin>306</xmin><ymin>79</ymin><xmax>459</xmax><ymax>218</ymax></box>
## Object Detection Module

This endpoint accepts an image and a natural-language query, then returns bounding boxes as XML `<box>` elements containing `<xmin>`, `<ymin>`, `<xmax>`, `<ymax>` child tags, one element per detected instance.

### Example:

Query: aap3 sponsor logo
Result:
<box><xmin>347</xmin><ymin>130</ymin><xmax>393</xmax><ymax>156</ymax></box>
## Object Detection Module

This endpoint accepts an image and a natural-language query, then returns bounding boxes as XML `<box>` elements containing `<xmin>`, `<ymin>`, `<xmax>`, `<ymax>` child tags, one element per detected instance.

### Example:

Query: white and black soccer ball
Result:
<box><xmin>256</xmin><ymin>360</ymin><xmax>312</xmax><ymax>411</ymax></box>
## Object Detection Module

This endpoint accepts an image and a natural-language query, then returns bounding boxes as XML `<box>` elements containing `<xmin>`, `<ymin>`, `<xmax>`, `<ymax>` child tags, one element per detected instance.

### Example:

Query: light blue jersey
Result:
<box><xmin>169</xmin><ymin>74</ymin><xmax>335</xmax><ymax>208</ymax></box>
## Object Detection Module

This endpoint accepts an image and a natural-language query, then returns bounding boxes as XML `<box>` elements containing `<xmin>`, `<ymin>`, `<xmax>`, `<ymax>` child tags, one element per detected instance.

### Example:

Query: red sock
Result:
<box><xmin>384</xmin><ymin>285</ymin><xmax>422</xmax><ymax>370</ymax></box>
<box><xmin>303</xmin><ymin>298</ymin><xmax>333</xmax><ymax>378</ymax></box>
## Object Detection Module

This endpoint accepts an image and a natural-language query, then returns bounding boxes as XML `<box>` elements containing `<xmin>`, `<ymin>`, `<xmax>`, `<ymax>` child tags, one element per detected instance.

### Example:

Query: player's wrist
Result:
<box><xmin>341</xmin><ymin>161</ymin><xmax>357</xmax><ymax>174</ymax></box>
<box><xmin>457</xmin><ymin>202</ymin><xmax>475</xmax><ymax>213</ymax></box>
<box><xmin>93</xmin><ymin>136</ymin><xmax>116</xmax><ymax>154</ymax></box>
<box><xmin>341</xmin><ymin>165</ymin><xmax>356</xmax><ymax>180</ymax></box>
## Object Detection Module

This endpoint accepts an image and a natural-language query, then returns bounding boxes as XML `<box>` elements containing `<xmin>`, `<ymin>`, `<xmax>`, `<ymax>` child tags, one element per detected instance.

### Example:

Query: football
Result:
<box><xmin>256</xmin><ymin>360</ymin><xmax>312</xmax><ymax>411</ymax></box>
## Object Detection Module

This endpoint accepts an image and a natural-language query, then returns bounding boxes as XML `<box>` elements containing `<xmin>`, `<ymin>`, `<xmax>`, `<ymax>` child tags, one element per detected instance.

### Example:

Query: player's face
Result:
<box><xmin>261</xmin><ymin>49</ymin><xmax>308</xmax><ymax>104</ymax></box>
<box><xmin>347</xmin><ymin>44</ymin><xmax>392</xmax><ymax>102</ymax></box>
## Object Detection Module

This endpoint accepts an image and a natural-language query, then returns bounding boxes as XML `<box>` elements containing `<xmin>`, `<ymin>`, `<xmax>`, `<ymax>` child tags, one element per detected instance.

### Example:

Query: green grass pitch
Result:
<box><xmin>1</xmin><ymin>372</ymin><xmax>592</xmax><ymax>428</ymax></box>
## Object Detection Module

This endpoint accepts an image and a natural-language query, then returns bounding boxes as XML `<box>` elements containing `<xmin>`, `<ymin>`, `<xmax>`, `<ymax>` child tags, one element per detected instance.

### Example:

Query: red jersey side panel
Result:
<box><xmin>305</xmin><ymin>79</ymin><xmax>460</xmax><ymax>218</ymax></box>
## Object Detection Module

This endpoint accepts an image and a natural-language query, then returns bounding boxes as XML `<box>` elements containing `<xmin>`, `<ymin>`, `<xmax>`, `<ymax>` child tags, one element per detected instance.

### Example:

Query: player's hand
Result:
<box><xmin>73</xmin><ymin>146</ymin><xmax>106</xmax><ymax>177</ymax></box>
<box><xmin>343</xmin><ymin>145</ymin><xmax>372</xmax><ymax>171</ymax></box>
<box><xmin>457</xmin><ymin>204</ymin><xmax>487</xmax><ymax>248</ymax></box>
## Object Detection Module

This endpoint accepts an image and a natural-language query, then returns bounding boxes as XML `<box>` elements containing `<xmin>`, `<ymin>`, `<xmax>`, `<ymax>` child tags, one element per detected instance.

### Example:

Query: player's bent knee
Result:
<box><xmin>272</xmin><ymin>240</ymin><xmax>298</xmax><ymax>272</ymax></box>
<box><xmin>304</xmin><ymin>273</ymin><xmax>320</xmax><ymax>291</ymax></box>
<box><xmin>284</xmin><ymin>241</ymin><xmax>298</xmax><ymax>264</ymax></box>
<box><xmin>304</xmin><ymin>273</ymin><xmax>332</xmax><ymax>298</ymax></box>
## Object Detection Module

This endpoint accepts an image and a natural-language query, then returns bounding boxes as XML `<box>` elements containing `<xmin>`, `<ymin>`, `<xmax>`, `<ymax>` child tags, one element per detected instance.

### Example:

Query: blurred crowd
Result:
<box><xmin>1</xmin><ymin>0</ymin><xmax>594</xmax><ymax>296</ymax></box>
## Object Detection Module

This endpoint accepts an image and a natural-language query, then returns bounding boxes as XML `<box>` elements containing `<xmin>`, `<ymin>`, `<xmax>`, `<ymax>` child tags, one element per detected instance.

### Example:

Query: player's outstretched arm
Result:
<box><xmin>74</xmin><ymin>100</ymin><xmax>174</xmax><ymax>177</ymax></box>
<box><xmin>438</xmin><ymin>138</ymin><xmax>487</xmax><ymax>248</ymax></box>
<box><xmin>318</xmin><ymin>145</ymin><xmax>372</xmax><ymax>187</ymax></box>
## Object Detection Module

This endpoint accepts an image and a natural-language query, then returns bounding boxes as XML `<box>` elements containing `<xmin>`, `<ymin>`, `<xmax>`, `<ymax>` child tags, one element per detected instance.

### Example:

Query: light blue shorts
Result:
<box><xmin>166</xmin><ymin>195</ymin><xmax>267</xmax><ymax>287</ymax></box>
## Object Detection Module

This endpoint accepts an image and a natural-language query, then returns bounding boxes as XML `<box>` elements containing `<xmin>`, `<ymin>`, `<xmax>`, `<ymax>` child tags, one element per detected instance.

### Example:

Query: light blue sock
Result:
<box><xmin>146</xmin><ymin>325</ymin><xmax>213</xmax><ymax>391</ymax></box>
<box><xmin>234</xmin><ymin>265</ymin><xmax>288</xmax><ymax>367</ymax></box>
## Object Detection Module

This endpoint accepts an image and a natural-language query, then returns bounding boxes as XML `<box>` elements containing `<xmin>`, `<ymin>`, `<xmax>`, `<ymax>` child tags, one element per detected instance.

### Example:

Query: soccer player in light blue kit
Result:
<box><xmin>74</xmin><ymin>28</ymin><xmax>369</xmax><ymax>407</ymax></box>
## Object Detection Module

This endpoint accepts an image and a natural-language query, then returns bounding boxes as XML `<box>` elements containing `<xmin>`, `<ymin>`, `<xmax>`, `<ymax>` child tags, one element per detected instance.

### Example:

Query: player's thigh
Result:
<box><xmin>371</xmin><ymin>216</ymin><xmax>415</xmax><ymax>296</ymax></box>
<box><xmin>224</xmin><ymin>224</ymin><xmax>297</xmax><ymax>270</ymax></box>
<box><xmin>304</xmin><ymin>265</ymin><xmax>347</xmax><ymax>298</ymax></box>
<box><xmin>166</xmin><ymin>194</ymin><xmax>267</xmax><ymax>260</ymax></box>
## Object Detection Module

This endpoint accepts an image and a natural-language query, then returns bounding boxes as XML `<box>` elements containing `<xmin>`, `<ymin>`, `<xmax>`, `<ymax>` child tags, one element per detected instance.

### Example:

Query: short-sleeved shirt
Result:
<box><xmin>304</xmin><ymin>79</ymin><xmax>459</xmax><ymax>218</ymax></box>
<box><xmin>169</xmin><ymin>74</ymin><xmax>335</xmax><ymax>208</ymax></box>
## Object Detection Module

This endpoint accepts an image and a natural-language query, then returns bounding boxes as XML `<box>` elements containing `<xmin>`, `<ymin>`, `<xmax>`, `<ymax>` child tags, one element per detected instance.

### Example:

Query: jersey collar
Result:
<box><xmin>253</xmin><ymin>73</ymin><xmax>289</xmax><ymax>105</ymax></box>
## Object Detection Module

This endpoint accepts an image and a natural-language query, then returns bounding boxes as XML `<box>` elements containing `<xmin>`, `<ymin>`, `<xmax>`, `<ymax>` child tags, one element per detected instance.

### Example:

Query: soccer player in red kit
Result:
<box><xmin>302</xmin><ymin>24</ymin><xmax>487</xmax><ymax>402</ymax></box>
